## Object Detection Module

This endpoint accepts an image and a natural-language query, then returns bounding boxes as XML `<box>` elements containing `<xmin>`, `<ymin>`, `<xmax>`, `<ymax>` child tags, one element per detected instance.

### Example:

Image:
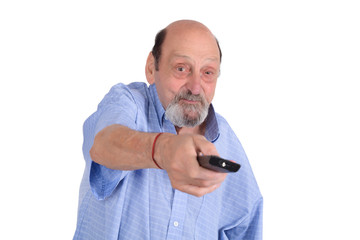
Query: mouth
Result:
<box><xmin>180</xmin><ymin>98</ymin><xmax>201</xmax><ymax>105</ymax></box>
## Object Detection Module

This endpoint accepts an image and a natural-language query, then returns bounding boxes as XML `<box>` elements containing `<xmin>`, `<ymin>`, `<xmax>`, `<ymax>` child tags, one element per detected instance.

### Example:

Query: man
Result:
<box><xmin>74</xmin><ymin>20</ymin><xmax>262</xmax><ymax>240</ymax></box>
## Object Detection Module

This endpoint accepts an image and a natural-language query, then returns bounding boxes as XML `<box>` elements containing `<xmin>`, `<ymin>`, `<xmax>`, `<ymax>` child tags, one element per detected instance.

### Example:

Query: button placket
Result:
<box><xmin>166</xmin><ymin>190</ymin><xmax>188</xmax><ymax>239</ymax></box>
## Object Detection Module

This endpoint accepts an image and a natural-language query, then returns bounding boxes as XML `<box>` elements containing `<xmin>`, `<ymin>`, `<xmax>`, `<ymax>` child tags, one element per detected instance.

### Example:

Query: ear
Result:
<box><xmin>145</xmin><ymin>52</ymin><xmax>156</xmax><ymax>85</ymax></box>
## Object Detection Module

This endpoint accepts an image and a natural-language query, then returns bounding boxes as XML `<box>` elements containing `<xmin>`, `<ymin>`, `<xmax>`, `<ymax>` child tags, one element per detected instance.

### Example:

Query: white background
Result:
<box><xmin>1</xmin><ymin>0</ymin><xmax>359</xmax><ymax>239</ymax></box>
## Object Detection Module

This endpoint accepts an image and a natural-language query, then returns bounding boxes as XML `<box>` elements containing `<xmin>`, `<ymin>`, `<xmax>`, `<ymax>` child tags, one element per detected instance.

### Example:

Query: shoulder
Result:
<box><xmin>124</xmin><ymin>82</ymin><xmax>150</xmax><ymax>98</ymax></box>
<box><xmin>98</xmin><ymin>82</ymin><xmax>149</xmax><ymax>108</ymax></box>
<box><xmin>215</xmin><ymin>112</ymin><xmax>240</xmax><ymax>144</ymax></box>
<box><xmin>214</xmin><ymin>112</ymin><xmax>230</xmax><ymax>129</ymax></box>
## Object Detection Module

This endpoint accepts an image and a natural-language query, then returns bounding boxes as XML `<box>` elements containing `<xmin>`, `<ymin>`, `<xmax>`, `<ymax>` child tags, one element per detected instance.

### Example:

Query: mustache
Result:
<box><xmin>174</xmin><ymin>90</ymin><xmax>205</xmax><ymax>103</ymax></box>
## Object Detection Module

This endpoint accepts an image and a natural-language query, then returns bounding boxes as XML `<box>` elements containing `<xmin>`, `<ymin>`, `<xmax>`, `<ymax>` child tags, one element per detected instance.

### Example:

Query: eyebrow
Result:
<box><xmin>172</xmin><ymin>54</ymin><xmax>191</xmax><ymax>60</ymax></box>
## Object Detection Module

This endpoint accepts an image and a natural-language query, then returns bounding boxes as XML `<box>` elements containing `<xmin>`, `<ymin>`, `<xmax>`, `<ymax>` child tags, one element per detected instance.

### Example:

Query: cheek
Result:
<box><xmin>155</xmin><ymin>72</ymin><xmax>185</xmax><ymax>107</ymax></box>
<box><xmin>203</xmin><ymin>81</ymin><xmax>217</xmax><ymax>103</ymax></box>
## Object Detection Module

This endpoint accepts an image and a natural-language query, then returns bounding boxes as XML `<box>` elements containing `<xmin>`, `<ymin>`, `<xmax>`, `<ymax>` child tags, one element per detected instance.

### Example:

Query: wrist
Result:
<box><xmin>152</xmin><ymin>132</ymin><xmax>173</xmax><ymax>169</ymax></box>
<box><xmin>152</xmin><ymin>133</ymin><xmax>163</xmax><ymax>169</ymax></box>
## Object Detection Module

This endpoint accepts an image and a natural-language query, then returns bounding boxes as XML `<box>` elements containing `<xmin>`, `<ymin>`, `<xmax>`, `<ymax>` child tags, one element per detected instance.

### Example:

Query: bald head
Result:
<box><xmin>151</xmin><ymin>20</ymin><xmax>222</xmax><ymax>70</ymax></box>
<box><xmin>166</xmin><ymin>20</ymin><xmax>212</xmax><ymax>35</ymax></box>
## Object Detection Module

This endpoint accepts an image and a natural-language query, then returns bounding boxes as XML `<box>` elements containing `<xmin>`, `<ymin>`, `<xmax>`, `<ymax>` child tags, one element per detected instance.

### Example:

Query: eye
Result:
<box><xmin>177</xmin><ymin>67</ymin><xmax>186</xmax><ymax>72</ymax></box>
<box><xmin>202</xmin><ymin>68</ymin><xmax>219</xmax><ymax>82</ymax></box>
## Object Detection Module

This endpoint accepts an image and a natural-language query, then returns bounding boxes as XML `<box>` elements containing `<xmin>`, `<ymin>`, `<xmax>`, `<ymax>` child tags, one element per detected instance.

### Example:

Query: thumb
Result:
<box><xmin>192</xmin><ymin>135</ymin><xmax>219</xmax><ymax>157</ymax></box>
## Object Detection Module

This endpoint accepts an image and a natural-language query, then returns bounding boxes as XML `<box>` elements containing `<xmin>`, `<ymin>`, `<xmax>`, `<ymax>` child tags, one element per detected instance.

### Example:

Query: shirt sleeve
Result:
<box><xmin>84</xmin><ymin>83</ymin><xmax>139</xmax><ymax>200</ymax></box>
<box><xmin>223</xmin><ymin>197</ymin><xmax>263</xmax><ymax>240</ymax></box>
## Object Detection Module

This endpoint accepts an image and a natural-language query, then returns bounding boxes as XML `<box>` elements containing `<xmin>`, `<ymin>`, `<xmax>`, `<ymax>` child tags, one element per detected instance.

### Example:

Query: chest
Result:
<box><xmin>117</xmin><ymin>170</ymin><xmax>224</xmax><ymax>239</ymax></box>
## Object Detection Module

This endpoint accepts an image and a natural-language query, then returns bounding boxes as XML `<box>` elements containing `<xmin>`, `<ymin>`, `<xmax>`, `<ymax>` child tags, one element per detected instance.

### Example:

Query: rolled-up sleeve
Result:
<box><xmin>83</xmin><ymin>83</ymin><xmax>139</xmax><ymax>200</ymax></box>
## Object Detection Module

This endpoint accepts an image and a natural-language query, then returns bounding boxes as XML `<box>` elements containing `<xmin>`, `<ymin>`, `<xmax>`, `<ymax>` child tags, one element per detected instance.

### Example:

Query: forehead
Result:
<box><xmin>161</xmin><ymin>26</ymin><xmax>221</xmax><ymax>63</ymax></box>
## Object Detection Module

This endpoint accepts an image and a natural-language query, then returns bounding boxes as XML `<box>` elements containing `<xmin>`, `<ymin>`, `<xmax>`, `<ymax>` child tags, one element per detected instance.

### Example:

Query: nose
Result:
<box><xmin>186</xmin><ymin>72</ymin><xmax>202</xmax><ymax>95</ymax></box>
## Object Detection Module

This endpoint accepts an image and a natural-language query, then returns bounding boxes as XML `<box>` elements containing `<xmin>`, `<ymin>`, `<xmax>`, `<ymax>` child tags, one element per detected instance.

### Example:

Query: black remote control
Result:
<box><xmin>197</xmin><ymin>155</ymin><xmax>241</xmax><ymax>173</ymax></box>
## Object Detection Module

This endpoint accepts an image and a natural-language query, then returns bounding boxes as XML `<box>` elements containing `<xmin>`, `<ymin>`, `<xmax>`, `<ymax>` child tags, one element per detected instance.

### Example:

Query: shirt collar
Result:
<box><xmin>149</xmin><ymin>84</ymin><xmax>220</xmax><ymax>143</ymax></box>
<box><xmin>149</xmin><ymin>84</ymin><xmax>166</xmax><ymax>128</ymax></box>
<box><xmin>204</xmin><ymin>105</ymin><xmax>220</xmax><ymax>143</ymax></box>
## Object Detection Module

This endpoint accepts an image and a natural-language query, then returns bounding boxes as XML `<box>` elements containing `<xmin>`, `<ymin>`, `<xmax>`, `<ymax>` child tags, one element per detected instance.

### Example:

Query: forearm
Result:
<box><xmin>90</xmin><ymin>124</ymin><xmax>227</xmax><ymax>197</ymax></box>
<box><xmin>90</xmin><ymin>124</ymin><xmax>165</xmax><ymax>170</ymax></box>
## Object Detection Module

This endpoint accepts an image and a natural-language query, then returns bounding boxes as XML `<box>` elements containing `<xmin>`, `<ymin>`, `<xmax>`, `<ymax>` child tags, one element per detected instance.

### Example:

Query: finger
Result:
<box><xmin>178</xmin><ymin>183</ymin><xmax>221</xmax><ymax>197</ymax></box>
<box><xmin>191</xmin><ymin>177</ymin><xmax>225</xmax><ymax>188</ymax></box>
<box><xmin>195</xmin><ymin>166</ymin><xmax>228</xmax><ymax>182</ymax></box>
<box><xmin>188</xmin><ymin>166</ymin><xmax>227</xmax><ymax>187</ymax></box>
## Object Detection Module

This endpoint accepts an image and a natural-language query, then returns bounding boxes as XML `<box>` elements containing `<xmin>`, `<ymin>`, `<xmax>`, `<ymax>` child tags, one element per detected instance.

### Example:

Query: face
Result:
<box><xmin>146</xmin><ymin>24</ymin><xmax>221</xmax><ymax>127</ymax></box>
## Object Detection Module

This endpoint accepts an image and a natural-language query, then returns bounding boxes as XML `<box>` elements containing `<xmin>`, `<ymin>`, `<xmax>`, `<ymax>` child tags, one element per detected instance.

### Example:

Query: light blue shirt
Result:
<box><xmin>74</xmin><ymin>82</ymin><xmax>263</xmax><ymax>240</ymax></box>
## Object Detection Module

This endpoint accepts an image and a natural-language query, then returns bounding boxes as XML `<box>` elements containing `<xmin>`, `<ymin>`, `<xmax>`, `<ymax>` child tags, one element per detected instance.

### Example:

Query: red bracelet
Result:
<box><xmin>152</xmin><ymin>133</ymin><xmax>163</xmax><ymax>169</ymax></box>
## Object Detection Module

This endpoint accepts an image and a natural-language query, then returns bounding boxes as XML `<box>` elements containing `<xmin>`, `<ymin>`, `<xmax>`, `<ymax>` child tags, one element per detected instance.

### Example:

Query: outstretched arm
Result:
<box><xmin>90</xmin><ymin>124</ymin><xmax>227</xmax><ymax>197</ymax></box>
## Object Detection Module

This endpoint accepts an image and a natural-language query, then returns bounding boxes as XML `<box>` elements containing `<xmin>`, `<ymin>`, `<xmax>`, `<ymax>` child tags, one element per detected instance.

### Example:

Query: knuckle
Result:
<box><xmin>194</xmin><ymin>192</ymin><xmax>204</xmax><ymax>197</ymax></box>
<box><xmin>198</xmin><ymin>180</ymin><xmax>212</xmax><ymax>188</ymax></box>
<box><xmin>193</xmin><ymin>188</ymin><xmax>206</xmax><ymax>197</ymax></box>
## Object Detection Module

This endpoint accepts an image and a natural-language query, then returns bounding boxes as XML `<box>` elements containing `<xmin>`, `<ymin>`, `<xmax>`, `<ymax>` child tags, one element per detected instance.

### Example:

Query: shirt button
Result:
<box><xmin>173</xmin><ymin>221</ymin><xmax>179</xmax><ymax>227</ymax></box>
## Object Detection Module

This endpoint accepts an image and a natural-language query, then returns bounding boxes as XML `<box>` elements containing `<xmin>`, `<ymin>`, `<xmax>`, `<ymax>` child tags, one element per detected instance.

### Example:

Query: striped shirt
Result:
<box><xmin>73</xmin><ymin>82</ymin><xmax>263</xmax><ymax>239</ymax></box>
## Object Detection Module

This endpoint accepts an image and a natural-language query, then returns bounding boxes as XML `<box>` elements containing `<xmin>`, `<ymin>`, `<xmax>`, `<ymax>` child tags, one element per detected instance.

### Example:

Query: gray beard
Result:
<box><xmin>165</xmin><ymin>90</ymin><xmax>210</xmax><ymax>128</ymax></box>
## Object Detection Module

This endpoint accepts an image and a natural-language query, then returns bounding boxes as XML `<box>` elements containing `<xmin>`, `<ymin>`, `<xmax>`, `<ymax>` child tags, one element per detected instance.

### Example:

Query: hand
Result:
<box><xmin>154</xmin><ymin>133</ymin><xmax>227</xmax><ymax>197</ymax></box>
